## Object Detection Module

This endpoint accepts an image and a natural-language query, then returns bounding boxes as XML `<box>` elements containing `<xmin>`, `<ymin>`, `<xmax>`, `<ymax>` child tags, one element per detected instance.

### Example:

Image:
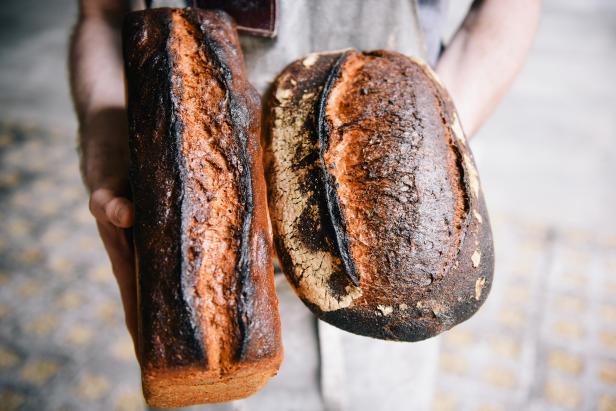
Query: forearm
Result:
<box><xmin>69</xmin><ymin>0</ymin><xmax>130</xmax><ymax>190</ymax></box>
<box><xmin>69</xmin><ymin>2</ymin><xmax>137</xmax><ymax>352</ymax></box>
<box><xmin>436</xmin><ymin>0</ymin><xmax>541</xmax><ymax>137</ymax></box>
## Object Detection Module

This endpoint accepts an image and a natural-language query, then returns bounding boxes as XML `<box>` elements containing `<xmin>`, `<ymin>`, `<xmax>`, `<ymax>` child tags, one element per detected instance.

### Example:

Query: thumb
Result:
<box><xmin>90</xmin><ymin>188</ymin><xmax>134</xmax><ymax>228</ymax></box>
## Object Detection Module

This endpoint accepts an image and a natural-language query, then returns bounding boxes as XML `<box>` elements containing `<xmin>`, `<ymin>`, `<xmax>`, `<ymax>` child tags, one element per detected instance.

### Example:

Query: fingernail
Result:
<box><xmin>114</xmin><ymin>205</ymin><xmax>126</xmax><ymax>226</ymax></box>
<box><xmin>116</xmin><ymin>202</ymin><xmax>135</xmax><ymax>228</ymax></box>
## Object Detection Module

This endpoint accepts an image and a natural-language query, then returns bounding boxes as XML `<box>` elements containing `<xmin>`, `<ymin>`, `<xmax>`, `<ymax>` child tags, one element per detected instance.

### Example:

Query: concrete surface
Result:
<box><xmin>0</xmin><ymin>0</ymin><xmax>77</xmax><ymax>131</ymax></box>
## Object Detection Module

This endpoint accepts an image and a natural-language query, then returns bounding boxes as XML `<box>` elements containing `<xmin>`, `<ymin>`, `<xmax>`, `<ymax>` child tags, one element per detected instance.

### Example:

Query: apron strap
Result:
<box><xmin>145</xmin><ymin>0</ymin><xmax>278</xmax><ymax>38</ymax></box>
<box><xmin>194</xmin><ymin>0</ymin><xmax>278</xmax><ymax>37</ymax></box>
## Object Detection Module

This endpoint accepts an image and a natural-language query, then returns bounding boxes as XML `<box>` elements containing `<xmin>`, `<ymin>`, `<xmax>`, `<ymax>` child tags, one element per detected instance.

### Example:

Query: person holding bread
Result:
<box><xmin>70</xmin><ymin>0</ymin><xmax>540</xmax><ymax>409</ymax></box>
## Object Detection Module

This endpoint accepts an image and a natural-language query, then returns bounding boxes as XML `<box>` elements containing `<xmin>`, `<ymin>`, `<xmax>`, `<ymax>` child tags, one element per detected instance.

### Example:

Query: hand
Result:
<box><xmin>81</xmin><ymin>107</ymin><xmax>139</xmax><ymax>358</ymax></box>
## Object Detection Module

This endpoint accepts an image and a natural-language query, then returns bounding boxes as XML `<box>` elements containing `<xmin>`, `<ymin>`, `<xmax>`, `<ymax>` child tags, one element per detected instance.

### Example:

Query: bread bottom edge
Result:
<box><xmin>142</xmin><ymin>356</ymin><xmax>282</xmax><ymax>408</ymax></box>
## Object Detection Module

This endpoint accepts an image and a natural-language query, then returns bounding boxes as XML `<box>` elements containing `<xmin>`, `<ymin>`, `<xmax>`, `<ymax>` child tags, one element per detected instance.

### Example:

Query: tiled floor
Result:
<box><xmin>0</xmin><ymin>0</ymin><xmax>615</xmax><ymax>410</ymax></box>
<box><xmin>0</xmin><ymin>123</ymin><xmax>142</xmax><ymax>411</ymax></box>
<box><xmin>432</xmin><ymin>215</ymin><xmax>616</xmax><ymax>411</ymax></box>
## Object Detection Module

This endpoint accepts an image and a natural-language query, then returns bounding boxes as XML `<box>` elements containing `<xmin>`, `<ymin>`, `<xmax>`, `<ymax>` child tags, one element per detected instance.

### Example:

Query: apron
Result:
<box><xmin>241</xmin><ymin>0</ymin><xmax>427</xmax><ymax>95</ymax></box>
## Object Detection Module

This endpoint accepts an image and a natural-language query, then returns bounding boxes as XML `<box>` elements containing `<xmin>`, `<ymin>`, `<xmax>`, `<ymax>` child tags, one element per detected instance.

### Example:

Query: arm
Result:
<box><xmin>69</xmin><ymin>0</ymin><xmax>138</xmax><ymax>351</ymax></box>
<box><xmin>436</xmin><ymin>0</ymin><xmax>541</xmax><ymax>137</ymax></box>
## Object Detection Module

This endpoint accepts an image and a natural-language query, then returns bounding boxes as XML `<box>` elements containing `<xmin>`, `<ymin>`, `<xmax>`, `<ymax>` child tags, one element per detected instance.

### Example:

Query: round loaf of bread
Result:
<box><xmin>265</xmin><ymin>49</ymin><xmax>494</xmax><ymax>341</ymax></box>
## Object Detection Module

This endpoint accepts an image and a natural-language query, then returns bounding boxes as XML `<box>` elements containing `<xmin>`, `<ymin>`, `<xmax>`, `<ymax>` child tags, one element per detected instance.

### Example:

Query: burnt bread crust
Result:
<box><xmin>265</xmin><ymin>50</ymin><xmax>494</xmax><ymax>341</ymax></box>
<box><xmin>123</xmin><ymin>8</ymin><xmax>282</xmax><ymax>407</ymax></box>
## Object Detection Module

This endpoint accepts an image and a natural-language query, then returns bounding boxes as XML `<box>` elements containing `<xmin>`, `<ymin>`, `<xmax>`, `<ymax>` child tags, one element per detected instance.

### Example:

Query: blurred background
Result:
<box><xmin>0</xmin><ymin>0</ymin><xmax>615</xmax><ymax>410</ymax></box>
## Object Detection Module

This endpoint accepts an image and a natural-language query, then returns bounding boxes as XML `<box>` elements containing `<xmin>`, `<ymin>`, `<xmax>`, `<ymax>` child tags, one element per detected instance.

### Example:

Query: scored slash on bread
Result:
<box><xmin>316</xmin><ymin>51</ymin><xmax>362</xmax><ymax>287</ymax></box>
<box><xmin>265</xmin><ymin>49</ymin><xmax>494</xmax><ymax>341</ymax></box>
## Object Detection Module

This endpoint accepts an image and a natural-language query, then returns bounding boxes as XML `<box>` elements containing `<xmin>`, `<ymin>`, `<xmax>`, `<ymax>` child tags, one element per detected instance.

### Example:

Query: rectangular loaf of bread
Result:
<box><xmin>123</xmin><ymin>8</ymin><xmax>282</xmax><ymax>408</ymax></box>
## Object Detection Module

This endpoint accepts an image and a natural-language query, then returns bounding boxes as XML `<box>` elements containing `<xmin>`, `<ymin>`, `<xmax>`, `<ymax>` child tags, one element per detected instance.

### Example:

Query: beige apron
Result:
<box><xmin>241</xmin><ymin>0</ymin><xmax>426</xmax><ymax>95</ymax></box>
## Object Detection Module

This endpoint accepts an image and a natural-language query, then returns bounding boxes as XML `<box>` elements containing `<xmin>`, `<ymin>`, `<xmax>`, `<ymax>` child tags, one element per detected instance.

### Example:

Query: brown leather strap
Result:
<box><xmin>144</xmin><ymin>0</ymin><xmax>278</xmax><ymax>38</ymax></box>
<box><xmin>195</xmin><ymin>0</ymin><xmax>278</xmax><ymax>38</ymax></box>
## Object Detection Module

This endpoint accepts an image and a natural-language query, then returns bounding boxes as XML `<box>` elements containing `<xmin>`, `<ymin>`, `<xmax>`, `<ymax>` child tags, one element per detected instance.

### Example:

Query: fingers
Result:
<box><xmin>90</xmin><ymin>188</ymin><xmax>134</xmax><ymax>228</ymax></box>
<box><xmin>91</xmin><ymin>188</ymin><xmax>138</xmax><ymax>359</ymax></box>
<box><xmin>106</xmin><ymin>197</ymin><xmax>134</xmax><ymax>228</ymax></box>
<box><xmin>96</xmin><ymin>221</ymin><xmax>140</xmax><ymax>362</ymax></box>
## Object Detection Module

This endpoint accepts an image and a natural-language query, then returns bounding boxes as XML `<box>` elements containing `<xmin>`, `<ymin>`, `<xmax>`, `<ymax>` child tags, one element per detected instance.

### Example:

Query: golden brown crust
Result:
<box><xmin>266</xmin><ymin>50</ymin><xmax>494</xmax><ymax>341</ymax></box>
<box><xmin>123</xmin><ymin>8</ymin><xmax>282</xmax><ymax>407</ymax></box>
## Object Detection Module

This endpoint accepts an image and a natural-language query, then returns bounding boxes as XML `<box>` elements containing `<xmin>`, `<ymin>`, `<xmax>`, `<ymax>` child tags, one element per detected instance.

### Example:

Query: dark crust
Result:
<box><xmin>267</xmin><ymin>50</ymin><xmax>494</xmax><ymax>341</ymax></box>
<box><xmin>316</xmin><ymin>51</ymin><xmax>360</xmax><ymax>286</ymax></box>
<box><xmin>124</xmin><ymin>8</ymin><xmax>281</xmax><ymax>371</ymax></box>
<box><xmin>124</xmin><ymin>9</ymin><xmax>205</xmax><ymax>367</ymax></box>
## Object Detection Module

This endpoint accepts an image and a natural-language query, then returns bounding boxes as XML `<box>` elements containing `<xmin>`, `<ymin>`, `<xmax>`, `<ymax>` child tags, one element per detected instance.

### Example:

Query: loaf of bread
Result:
<box><xmin>123</xmin><ymin>8</ymin><xmax>282</xmax><ymax>407</ymax></box>
<box><xmin>266</xmin><ymin>50</ymin><xmax>494</xmax><ymax>341</ymax></box>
